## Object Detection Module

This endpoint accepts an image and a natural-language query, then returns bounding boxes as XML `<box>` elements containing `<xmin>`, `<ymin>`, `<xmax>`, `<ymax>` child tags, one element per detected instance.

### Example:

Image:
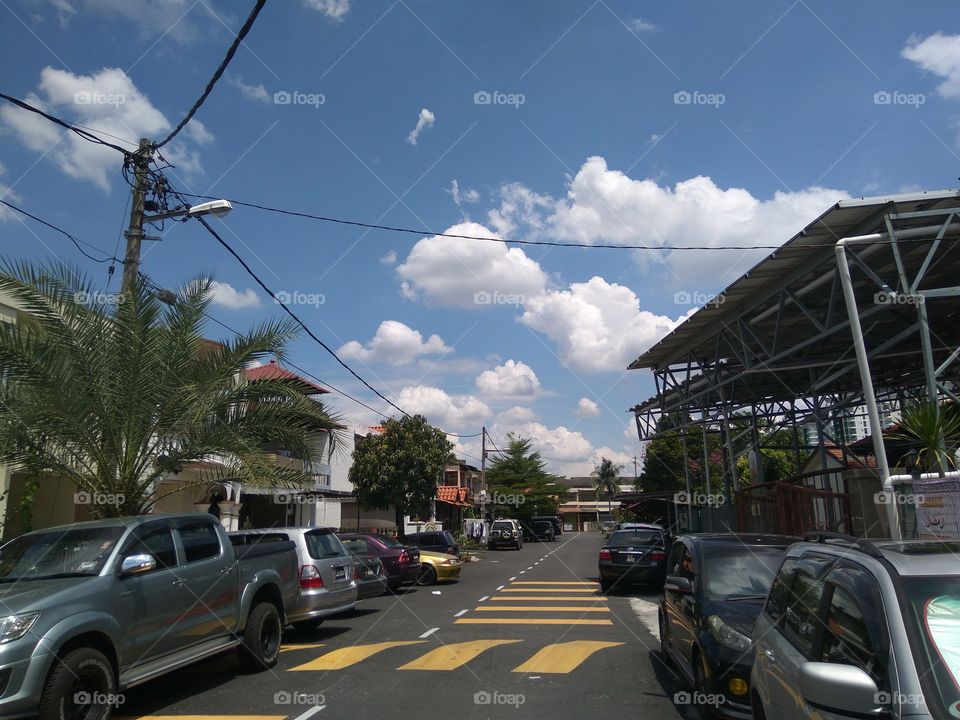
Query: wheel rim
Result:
<box><xmin>260</xmin><ymin>613</ymin><xmax>281</xmax><ymax>659</ymax></box>
<box><xmin>65</xmin><ymin>668</ymin><xmax>108</xmax><ymax>720</ymax></box>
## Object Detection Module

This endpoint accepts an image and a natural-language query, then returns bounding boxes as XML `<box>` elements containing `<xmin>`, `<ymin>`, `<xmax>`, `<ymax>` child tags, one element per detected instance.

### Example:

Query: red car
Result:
<box><xmin>337</xmin><ymin>533</ymin><xmax>421</xmax><ymax>592</ymax></box>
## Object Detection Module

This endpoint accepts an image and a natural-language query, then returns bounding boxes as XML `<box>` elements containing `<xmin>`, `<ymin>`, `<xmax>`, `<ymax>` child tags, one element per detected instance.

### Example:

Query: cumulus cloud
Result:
<box><xmin>406</xmin><ymin>108</ymin><xmax>435</xmax><ymax>145</ymax></box>
<box><xmin>395</xmin><ymin>385</ymin><xmax>491</xmax><ymax>429</ymax></box>
<box><xmin>82</xmin><ymin>0</ymin><xmax>222</xmax><ymax>43</ymax></box>
<box><xmin>902</xmin><ymin>33</ymin><xmax>960</xmax><ymax>98</ymax></box>
<box><xmin>494</xmin><ymin>421</ymin><xmax>593</xmax><ymax>463</ymax></box>
<box><xmin>209</xmin><ymin>281</ymin><xmax>261</xmax><ymax>310</ymax></box>
<box><xmin>560</xmin><ymin>447</ymin><xmax>636</xmax><ymax>478</ymax></box>
<box><xmin>231</xmin><ymin>77</ymin><xmax>271</xmax><ymax>103</ymax></box>
<box><xmin>0</xmin><ymin>67</ymin><xmax>209</xmax><ymax>191</ymax></box>
<box><xmin>396</xmin><ymin>222</ymin><xmax>548</xmax><ymax>308</ymax></box>
<box><xmin>304</xmin><ymin>0</ymin><xmax>351</xmax><ymax>21</ymax></box>
<box><xmin>475</xmin><ymin>360</ymin><xmax>541</xmax><ymax>400</ymax></box>
<box><xmin>379</xmin><ymin>250</ymin><xmax>398</xmax><ymax>265</ymax></box>
<box><xmin>338</xmin><ymin>320</ymin><xmax>451</xmax><ymax>365</ymax></box>
<box><xmin>521</xmin><ymin>276</ymin><xmax>681</xmax><ymax>373</ymax></box>
<box><xmin>574</xmin><ymin>398</ymin><xmax>601</xmax><ymax>417</ymax></box>
<box><xmin>496</xmin><ymin>406</ymin><xmax>538</xmax><ymax>425</ymax></box>
<box><xmin>449</xmin><ymin>179</ymin><xmax>480</xmax><ymax>208</ymax></box>
<box><xmin>627</xmin><ymin>17</ymin><xmax>656</xmax><ymax>32</ymax></box>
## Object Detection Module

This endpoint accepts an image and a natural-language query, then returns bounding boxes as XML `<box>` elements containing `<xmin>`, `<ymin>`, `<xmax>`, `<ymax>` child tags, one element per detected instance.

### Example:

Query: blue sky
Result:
<box><xmin>2</xmin><ymin>0</ymin><xmax>959</xmax><ymax>475</ymax></box>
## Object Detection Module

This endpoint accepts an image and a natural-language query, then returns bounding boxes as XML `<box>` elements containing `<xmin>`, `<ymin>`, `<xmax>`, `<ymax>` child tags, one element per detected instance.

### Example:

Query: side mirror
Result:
<box><xmin>799</xmin><ymin>662</ymin><xmax>880</xmax><ymax>715</ymax></box>
<box><xmin>664</xmin><ymin>575</ymin><xmax>693</xmax><ymax>594</ymax></box>
<box><xmin>120</xmin><ymin>553</ymin><xmax>157</xmax><ymax>576</ymax></box>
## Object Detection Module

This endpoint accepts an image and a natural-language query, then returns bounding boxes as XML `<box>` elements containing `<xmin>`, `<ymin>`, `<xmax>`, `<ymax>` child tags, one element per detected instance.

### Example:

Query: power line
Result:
<box><xmin>0</xmin><ymin>199</ymin><xmax>119</xmax><ymax>263</ymax></box>
<box><xmin>0</xmin><ymin>93</ymin><xmax>130</xmax><ymax>155</ymax></box>
<box><xmin>485</xmin><ymin>430</ymin><xmax>506</xmax><ymax>459</ymax></box>
<box><xmin>154</xmin><ymin>0</ymin><xmax>267</xmax><ymax>149</ymax></box>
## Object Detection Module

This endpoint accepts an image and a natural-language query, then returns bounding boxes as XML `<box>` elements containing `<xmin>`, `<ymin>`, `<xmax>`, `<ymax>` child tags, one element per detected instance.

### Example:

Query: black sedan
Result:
<box><xmin>337</xmin><ymin>533</ymin><xmax>421</xmax><ymax>592</ymax></box>
<box><xmin>658</xmin><ymin>533</ymin><xmax>797</xmax><ymax>720</ymax></box>
<box><xmin>598</xmin><ymin>527</ymin><xmax>668</xmax><ymax>592</ymax></box>
<box><xmin>521</xmin><ymin>520</ymin><xmax>556</xmax><ymax>542</ymax></box>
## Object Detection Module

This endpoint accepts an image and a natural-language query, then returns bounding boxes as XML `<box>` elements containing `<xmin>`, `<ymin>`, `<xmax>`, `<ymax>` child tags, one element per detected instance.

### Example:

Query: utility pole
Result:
<box><xmin>122</xmin><ymin>138</ymin><xmax>154</xmax><ymax>296</ymax></box>
<box><xmin>480</xmin><ymin>426</ymin><xmax>487</xmax><ymax>522</ymax></box>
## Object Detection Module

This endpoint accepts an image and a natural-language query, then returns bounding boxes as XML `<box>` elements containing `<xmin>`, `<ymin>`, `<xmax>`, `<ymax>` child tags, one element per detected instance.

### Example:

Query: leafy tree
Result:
<box><xmin>592</xmin><ymin>457</ymin><xmax>622</xmax><ymax>520</ymax></box>
<box><xmin>0</xmin><ymin>262</ymin><xmax>342</xmax><ymax>518</ymax></box>
<box><xmin>349</xmin><ymin>414</ymin><xmax>454</xmax><ymax>537</ymax></box>
<box><xmin>889</xmin><ymin>401</ymin><xmax>960</xmax><ymax>476</ymax></box>
<box><xmin>485</xmin><ymin>434</ymin><xmax>567</xmax><ymax>521</ymax></box>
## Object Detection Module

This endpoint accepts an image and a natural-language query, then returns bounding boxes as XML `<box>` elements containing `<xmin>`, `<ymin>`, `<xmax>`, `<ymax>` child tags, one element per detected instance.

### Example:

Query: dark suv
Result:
<box><xmin>405</xmin><ymin>530</ymin><xmax>460</xmax><ymax>557</ymax></box>
<box><xmin>658</xmin><ymin>533</ymin><xmax>797</xmax><ymax>719</ymax></box>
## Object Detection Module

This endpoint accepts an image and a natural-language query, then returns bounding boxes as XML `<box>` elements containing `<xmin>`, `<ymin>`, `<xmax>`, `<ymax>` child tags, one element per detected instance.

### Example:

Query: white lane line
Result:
<box><xmin>293</xmin><ymin>705</ymin><xmax>325</xmax><ymax>720</ymax></box>
<box><xmin>629</xmin><ymin>596</ymin><xmax>661</xmax><ymax>640</ymax></box>
<box><xmin>479</xmin><ymin>595</ymin><xmax>489</xmax><ymax>602</ymax></box>
<box><xmin>454</xmin><ymin>609</ymin><xmax>469</xmax><ymax>617</ymax></box>
<box><xmin>519</xmin><ymin>570</ymin><xmax>526</xmax><ymax>574</ymax></box>
<box><xmin>419</xmin><ymin>627</ymin><xmax>439</xmax><ymax>638</ymax></box>
<box><xmin>509</xmin><ymin>576</ymin><xmax>517</xmax><ymax>581</ymax></box>
<box><xmin>496</xmin><ymin>585</ymin><xmax>505</xmax><ymax>590</ymax></box>
<box><xmin>526</xmin><ymin>566</ymin><xmax>533</xmax><ymax>570</ymax></box>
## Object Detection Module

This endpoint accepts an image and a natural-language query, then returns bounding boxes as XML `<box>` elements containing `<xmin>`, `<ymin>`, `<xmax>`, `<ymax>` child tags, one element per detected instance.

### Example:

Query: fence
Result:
<box><xmin>736</xmin><ymin>481</ymin><xmax>852</xmax><ymax>536</ymax></box>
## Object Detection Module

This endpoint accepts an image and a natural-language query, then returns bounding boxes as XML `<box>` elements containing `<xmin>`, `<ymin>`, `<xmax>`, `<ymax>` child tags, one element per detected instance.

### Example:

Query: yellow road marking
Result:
<box><xmin>116</xmin><ymin>717</ymin><xmax>285</xmax><ymax>720</ymax></box>
<box><xmin>397</xmin><ymin>639</ymin><xmax>522</xmax><ymax>671</ymax></box>
<box><xmin>475</xmin><ymin>606</ymin><xmax>610</xmax><ymax>612</ymax></box>
<box><xmin>490</xmin><ymin>595</ymin><xmax>607</xmax><ymax>601</ymax></box>
<box><xmin>510</xmin><ymin>581</ymin><xmax>597</xmax><ymax>585</ymax></box>
<box><xmin>512</xmin><ymin>640</ymin><xmax>624</xmax><ymax>674</ymax></box>
<box><xmin>454</xmin><ymin>618</ymin><xmax>612</xmax><ymax>626</ymax></box>
<box><xmin>501</xmin><ymin>588</ymin><xmax>597</xmax><ymax>593</ymax></box>
<box><xmin>289</xmin><ymin>641</ymin><xmax>425</xmax><ymax>670</ymax></box>
<box><xmin>279</xmin><ymin>643</ymin><xmax>325</xmax><ymax>653</ymax></box>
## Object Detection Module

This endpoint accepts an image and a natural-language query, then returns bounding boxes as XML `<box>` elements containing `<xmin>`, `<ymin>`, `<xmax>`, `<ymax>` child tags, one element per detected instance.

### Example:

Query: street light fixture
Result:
<box><xmin>144</xmin><ymin>199</ymin><xmax>233</xmax><ymax>223</ymax></box>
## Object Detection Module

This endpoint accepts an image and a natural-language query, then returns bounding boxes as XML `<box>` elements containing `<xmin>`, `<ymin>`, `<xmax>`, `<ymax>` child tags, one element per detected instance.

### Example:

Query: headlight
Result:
<box><xmin>444</xmin><ymin>559</ymin><xmax>458</xmax><ymax>565</ymax></box>
<box><xmin>707</xmin><ymin>615</ymin><xmax>751</xmax><ymax>652</ymax></box>
<box><xmin>0</xmin><ymin>612</ymin><xmax>40</xmax><ymax>644</ymax></box>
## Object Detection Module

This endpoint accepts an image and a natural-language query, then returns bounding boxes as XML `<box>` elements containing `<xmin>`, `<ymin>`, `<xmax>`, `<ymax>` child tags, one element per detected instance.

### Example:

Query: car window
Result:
<box><xmin>782</xmin><ymin>567</ymin><xmax>827</xmax><ymax>656</ymax></box>
<box><xmin>376</xmin><ymin>535</ymin><xmax>404</xmax><ymax>548</ymax></box>
<box><xmin>124</xmin><ymin>527</ymin><xmax>177</xmax><ymax>569</ymax></box>
<box><xmin>678</xmin><ymin>546</ymin><xmax>696</xmax><ymax>581</ymax></box>
<box><xmin>667</xmin><ymin>541</ymin><xmax>685</xmax><ymax>576</ymax></box>
<box><xmin>178</xmin><ymin>523</ymin><xmax>221</xmax><ymax>563</ymax></box>
<box><xmin>0</xmin><ymin>526</ymin><xmax>125</xmax><ymax>579</ymax></box>
<box><xmin>306</xmin><ymin>530</ymin><xmax>344</xmax><ymax>559</ymax></box>
<box><xmin>492</xmin><ymin>522</ymin><xmax>513</xmax><ymax>531</ymax></box>
<box><xmin>607</xmin><ymin>530</ymin><xmax>662</xmax><ymax>547</ymax></box>
<box><xmin>766</xmin><ymin>559</ymin><xmax>798</xmax><ymax>621</ymax></box>
<box><xmin>820</xmin><ymin>585</ymin><xmax>885</xmax><ymax>683</ymax></box>
<box><xmin>341</xmin><ymin>538</ymin><xmax>371</xmax><ymax>554</ymax></box>
<box><xmin>701</xmin><ymin>546</ymin><xmax>785</xmax><ymax>599</ymax></box>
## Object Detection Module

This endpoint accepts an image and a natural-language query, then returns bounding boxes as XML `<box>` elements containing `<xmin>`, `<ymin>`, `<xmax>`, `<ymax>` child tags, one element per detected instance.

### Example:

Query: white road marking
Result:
<box><xmin>478</xmin><ymin>596</ymin><xmax>489</xmax><ymax>602</ymax></box>
<box><xmin>509</xmin><ymin>576</ymin><xmax>517</xmax><ymax>581</ymax></box>
<box><xmin>496</xmin><ymin>585</ymin><xmax>505</xmax><ymax>590</ymax></box>
<box><xmin>519</xmin><ymin>570</ymin><xmax>526</xmax><ymax>574</ymax></box>
<box><xmin>293</xmin><ymin>706</ymin><xmax>325</xmax><ymax>720</ymax></box>
<box><xmin>454</xmin><ymin>609</ymin><xmax>469</xmax><ymax>617</ymax></box>
<box><xmin>629</xmin><ymin>596</ymin><xmax>661</xmax><ymax>640</ymax></box>
<box><xmin>419</xmin><ymin>627</ymin><xmax>439</xmax><ymax>638</ymax></box>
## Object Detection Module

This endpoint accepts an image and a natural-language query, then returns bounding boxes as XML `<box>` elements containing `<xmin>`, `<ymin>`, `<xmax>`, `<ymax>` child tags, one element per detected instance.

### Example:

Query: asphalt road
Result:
<box><xmin>119</xmin><ymin>532</ymin><xmax>691</xmax><ymax>720</ymax></box>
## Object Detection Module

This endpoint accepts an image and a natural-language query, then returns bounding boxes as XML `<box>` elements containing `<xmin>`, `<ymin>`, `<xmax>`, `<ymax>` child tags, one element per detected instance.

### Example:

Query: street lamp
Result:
<box><xmin>144</xmin><ymin>199</ymin><xmax>233</xmax><ymax>223</ymax></box>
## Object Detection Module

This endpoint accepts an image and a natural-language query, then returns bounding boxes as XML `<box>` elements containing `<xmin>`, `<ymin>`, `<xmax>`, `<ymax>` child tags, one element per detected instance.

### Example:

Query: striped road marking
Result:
<box><xmin>279</xmin><ymin>643</ymin><xmax>325</xmax><ymax>653</ymax></box>
<box><xmin>454</xmin><ymin>618</ymin><xmax>612</xmax><ymax>626</ymax></box>
<box><xmin>511</xmin><ymin>581</ymin><xmax>597</xmax><ymax>585</ymax></box>
<box><xmin>116</xmin><ymin>717</ymin><xmax>286</xmax><ymax>720</ymax></box>
<box><xmin>289</xmin><ymin>641</ymin><xmax>425</xmax><ymax>671</ymax></box>
<box><xmin>397</xmin><ymin>639</ymin><xmax>522</xmax><ymax>671</ymax></box>
<box><xmin>474</xmin><ymin>606</ymin><xmax>610</xmax><ymax>612</ymax></box>
<box><xmin>501</xmin><ymin>588</ymin><xmax>597</xmax><ymax>593</ymax></box>
<box><xmin>489</xmin><ymin>596</ymin><xmax>606</xmax><ymax>601</ymax></box>
<box><xmin>512</xmin><ymin>641</ymin><xmax>624</xmax><ymax>674</ymax></box>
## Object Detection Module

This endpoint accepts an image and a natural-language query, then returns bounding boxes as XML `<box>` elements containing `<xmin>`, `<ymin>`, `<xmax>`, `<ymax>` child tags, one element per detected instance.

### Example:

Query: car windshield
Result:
<box><xmin>492</xmin><ymin>522</ymin><xmax>513</xmax><ymax>531</ymax></box>
<box><xmin>376</xmin><ymin>535</ymin><xmax>405</xmax><ymax>548</ymax></box>
<box><xmin>700</xmin><ymin>545</ymin><xmax>785</xmax><ymax>599</ymax></box>
<box><xmin>305</xmin><ymin>530</ymin><xmax>343</xmax><ymax>559</ymax></box>
<box><xmin>0</xmin><ymin>526</ymin><xmax>125</xmax><ymax>581</ymax></box>
<box><xmin>900</xmin><ymin>576</ymin><xmax>960</xmax><ymax>718</ymax></box>
<box><xmin>607</xmin><ymin>530</ymin><xmax>661</xmax><ymax>547</ymax></box>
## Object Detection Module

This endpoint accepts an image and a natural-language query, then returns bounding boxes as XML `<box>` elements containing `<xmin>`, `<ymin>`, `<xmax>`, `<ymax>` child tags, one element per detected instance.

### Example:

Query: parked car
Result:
<box><xmin>658</xmin><ymin>533</ymin><xmax>796</xmax><ymax>719</ymax></box>
<box><xmin>531</xmin><ymin>514</ymin><xmax>563</xmax><ymax>536</ymax></box>
<box><xmin>417</xmin><ymin>550</ymin><xmax>463</xmax><ymax>585</ymax></box>
<box><xmin>487</xmin><ymin>519</ymin><xmax>523</xmax><ymax>550</ymax></box>
<box><xmin>405</xmin><ymin>530</ymin><xmax>460</xmax><ymax>557</ymax></box>
<box><xmin>351</xmin><ymin>554</ymin><xmax>388</xmax><ymax>599</ymax></box>
<box><xmin>337</xmin><ymin>532</ymin><xmax>420</xmax><ymax>591</ymax></box>
<box><xmin>751</xmin><ymin>534</ymin><xmax>960</xmax><ymax>720</ymax></box>
<box><xmin>0</xmin><ymin>513</ymin><xmax>299</xmax><ymax>720</ymax></box>
<box><xmin>229</xmin><ymin>527</ymin><xmax>357</xmax><ymax>628</ymax></box>
<box><xmin>598</xmin><ymin>526</ymin><xmax>668</xmax><ymax>592</ymax></box>
<box><xmin>521</xmin><ymin>520</ymin><xmax>556</xmax><ymax>542</ymax></box>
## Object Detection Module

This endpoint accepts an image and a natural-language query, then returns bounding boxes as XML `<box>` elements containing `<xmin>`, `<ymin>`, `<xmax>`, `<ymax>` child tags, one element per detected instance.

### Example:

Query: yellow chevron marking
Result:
<box><xmin>397</xmin><ymin>639</ymin><xmax>522</xmax><ymax>671</ymax></box>
<box><xmin>489</xmin><ymin>595</ymin><xmax>607</xmax><ymax>601</ymax></box>
<box><xmin>510</xmin><ymin>581</ymin><xmax>597</xmax><ymax>585</ymax></box>
<box><xmin>512</xmin><ymin>640</ymin><xmax>625</xmax><ymax>674</ymax></box>
<box><xmin>475</xmin><ymin>606</ymin><xmax>610</xmax><ymax>612</ymax></box>
<box><xmin>116</xmin><ymin>717</ymin><xmax>285</xmax><ymax>720</ymax></box>
<box><xmin>501</xmin><ymin>588</ymin><xmax>596</xmax><ymax>593</ymax></box>
<box><xmin>454</xmin><ymin>618</ymin><xmax>612</xmax><ymax>626</ymax></box>
<box><xmin>279</xmin><ymin>643</ymin><xmax>326</xmax><ymax>653</ymax></box>
<box><xmin>288</xmin><ymin>641</ymin><xmax>426</xmax><ymax>670</ymax></box>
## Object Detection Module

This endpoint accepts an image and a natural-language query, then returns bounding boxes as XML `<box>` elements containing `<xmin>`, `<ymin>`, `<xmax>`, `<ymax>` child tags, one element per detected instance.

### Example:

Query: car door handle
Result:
<box><xmin>218</xmin><ymin>567</ymin><xmax>231</xmax><ymax>575</ymax></box>
<box><xmin>172</xmin><ymin>578</ymin><xmax>186</xmax><ymax>587</ymax></box>
<box><xmin>764</xmin><ymin>649</ymin><xmax>775</xmax><ymax>662</ymax></box>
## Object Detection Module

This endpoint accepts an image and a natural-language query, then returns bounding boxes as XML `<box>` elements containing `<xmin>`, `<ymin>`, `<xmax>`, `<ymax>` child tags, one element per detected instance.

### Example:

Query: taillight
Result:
<box><xmin>599</xmin><ymin>549</ymin><xmax>611</xmax><ymax>561</ymax></box>
<box><xmin>300</xmin><ymin>565</ymin><xmax>324</xmax><ymax>589</ymax></box>
<box><xmin>353</xmin><ymin>566</ymin><xmax>361</xmax><ymax>580</ymax></box>
<box><xmin>398</xmin><ymin>550</ymin><xmax>410</xmax><ymax>564</ymax></box>
<box><xmin>650</xmin><ymin>551</ymin><xmax>666</xmax><ymax>561</ymax></box>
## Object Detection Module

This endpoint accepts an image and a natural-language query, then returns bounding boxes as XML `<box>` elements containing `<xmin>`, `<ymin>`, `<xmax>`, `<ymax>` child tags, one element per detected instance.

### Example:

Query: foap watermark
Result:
<box><xmin>875</xmin><ymin>491</ymin><xmax>926</xmax><ymax>507</ymax></box>
<box><xmin>674</xmin><ymin>290</ymin><xmax>724</xmax><ymax>308</ymax></box>
<box><xmin>74</xmin><ymin>691</ymin><xmax>125</xmax><ymax>707</ymax></box>
<box><xmin>473</xmin><ymin>90</ymin><xmax>525</xmax><ymax>108</ymax></box>
<box><xmin>875</xmin><ymin>691</ymin><xmax>925</xmax><ymax>708</ymax></box>
<box><xmin>74</xmin><ymin>290</ymin><xmax>127</xmax><ymax>306</ymax></box>
<box><xmin>673</xmin><ymin>691</ymin><xmax>726</xmax><ymax>709</ymax></box>
<box><xmin>675</xmin><ymin>491</ymin><xmax>726</xmax><ymax>507</ymax></box>
<box><xmin>74</xmin><ymin>91</ymin><xmax>125</xmax><ymax>107</ymax></box>
<box><xmin>674</xmin><ymin>90</ymin><xmax>725</xmax><ymax>108</ymax></box>
<box><xmin>874</xmin><ymin>291</ymin><xmax>924</xmax><ymax>306</ymax></box>
<box><xmin>490</xmin><ymin>491</ymin><xmax>525</xmax><ymax>507</ymax></box>
<box><xmin>275</xmin><ymin>290</ymin><xmax>325</xmax><ymax>307</ymax></box>
<box><xmin>74</xmin><ymin>491</ymin><xmax>125</xmax><ymax>507</ymax></box>
<box><xmin>273</xmin><ymin>492</ymin><xmax>323</xmax><ymax>505</ymax></box>
<box><xmin>473</xmin><ymin>291</ymin><xmax>525</xmax><ymax>307</ymax></box>
<box><xmin>873</xmin><ymin>91</ymin><xmax>925</xmax><ymax>108</ymax></box>
<box><xmin>273</xmin><ymin>90</ymin><xmax>325</xmax><ymax>108</ymax></box>
<box><xmin>473</xmin><ymin>690</ymin><xmax>525</xmax><ymax>707</ymax></box>
<box><xmin>273</xmin><ymin>691</ymin><xmax>326</xmax><ymax>706</ymax></box>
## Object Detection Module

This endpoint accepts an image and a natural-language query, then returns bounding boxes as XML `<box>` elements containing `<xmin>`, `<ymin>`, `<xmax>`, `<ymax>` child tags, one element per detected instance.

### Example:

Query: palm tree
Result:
<box><xmin>889</xmin><ymin>400</ymin><xmax>960</xmax><ymax>477</ymax></box>
<box><xmin>0</xmin><ymin>261</ymin><xmax>343</xmax><ymax>518</ymax></box>
<box><xmin>592</xmin><ymin>457</ymin><xmax>622</xmax><ymax>527</ymax></box>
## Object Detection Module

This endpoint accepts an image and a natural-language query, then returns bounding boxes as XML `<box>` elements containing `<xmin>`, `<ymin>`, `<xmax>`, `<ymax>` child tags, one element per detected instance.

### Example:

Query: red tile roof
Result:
<box><xmin>436</xmin><ymin>485</ymin><xmax>470</xmax><ymax>505</ymax></box>
<box><xmin>247</xmin><ymin>360</ymin><xmax>328</xmax><ymax>395</ymax></box>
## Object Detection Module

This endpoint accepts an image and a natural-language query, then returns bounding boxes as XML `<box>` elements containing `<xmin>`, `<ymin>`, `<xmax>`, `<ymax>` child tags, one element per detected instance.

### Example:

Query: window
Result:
<box><xmin>306</xmin><ymin>530</ymin><xmax>343</xmax><ymax>559</ymax></box>
<box><xmin>342</xmin><ymin>538</ymin><xmax>371</xmax><ymax>554</ymax></box>
<box><xmin>124</xmin><ymin>527</ymin><xmax>177</xmax><ymax>569</ymax></box>
<box><xmin>766</xmin><ymin>559</ymin><xmax>798</xmax><ymax>621</ymax></box>
<box><xmin>821</xmin><ymin>586</ymin><xmax>880</xmax><ymax>678</ymax></box>
<box><xmin>667</xmin><ymin>542</ymin><xmax>685</xmax><ymax>576</ymax></box>
<box><xmin>677</xmin><ymin>546</ymin><xmax>696</xmax><ymax>581</ymax></box>
<box><xmin>179</xmin><ymin>523</ymin><xmax>221</xmax><ymax>563</ymax></box>
<box><xmin>607</xmin><ymin>530</ymin><xmax>663</xmax><ymax>547</ymax></box>
<box><xmin>782</xmin><ymin>568</ymin><xmax>826</xmax><ymax>656</ymax></box>
<box><xmin>701</xmin><ymin>545</ymin><xmax>786</xmax><ymax>599</ymax></box>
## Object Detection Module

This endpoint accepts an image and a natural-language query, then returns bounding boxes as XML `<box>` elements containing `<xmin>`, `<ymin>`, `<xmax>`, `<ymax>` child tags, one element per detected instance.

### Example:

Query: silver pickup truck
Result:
<box><xmin>0</xmin><ymin>513</ymin><xmax>299</xmax><ymax>720</ymax></box>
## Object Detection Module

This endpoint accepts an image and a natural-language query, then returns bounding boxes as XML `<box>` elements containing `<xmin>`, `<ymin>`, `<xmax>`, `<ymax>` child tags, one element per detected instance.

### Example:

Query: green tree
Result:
<box><xmin>591</xmin><ymin>457</ymin><xmax>622</xmax><ymax>521</ymax></box>
<box><xmin>889</xmin><ymin>401</ymin><xmax>960</xmax><ymax>476</ymax></box>
<box><xmin>349</xmin><ymin>414</ymin><xmax>455</xmax><ymax>537</ymax></box>
<box><xmin>0</xmin><ymin>262</ymin><xmax>343</xmax><ymax>518</ymax></box>
<box><xmin>485</xmin><ymin>434</ymin><xmax>567</xmax><ymax>521</ymax></box>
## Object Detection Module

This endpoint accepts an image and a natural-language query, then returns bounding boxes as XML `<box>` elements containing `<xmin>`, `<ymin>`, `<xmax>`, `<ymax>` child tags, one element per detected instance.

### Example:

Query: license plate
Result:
<box><xmin>334</xmin><ymin>566</ymin><xmax>347</xmax><ymax>581</ymax></box>
<box><xmin>625</xmin><ymin>555</ymin><xmax>635</xmax><ymax>563</ymax></box>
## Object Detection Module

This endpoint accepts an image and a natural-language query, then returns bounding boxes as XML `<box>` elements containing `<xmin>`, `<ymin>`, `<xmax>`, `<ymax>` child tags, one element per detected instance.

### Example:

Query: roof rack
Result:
<box><xmin>802</xmin><ymin>531</ymin><xmax>884</xmax><ymax>559</ymax></box>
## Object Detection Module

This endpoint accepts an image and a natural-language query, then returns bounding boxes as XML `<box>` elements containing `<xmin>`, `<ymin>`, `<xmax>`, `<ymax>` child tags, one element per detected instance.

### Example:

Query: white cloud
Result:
<box><xmin>338</xmin><ymin>320</ymin><xmax>451</xmax><ymax>365</ymax></box>
<box><xmin>902</xmin><ymin>33</ymin><xmax>960</xmax><ymax>98</ymax></box>
<box><xmin>521</xmin><ymin>276</ymin><xmax>682</xmax><ymax>373</ymax></box>
<box><xmin>0</xmin><ymin>67</ymin><xmax>209</xmax><ymax>191</ymax></box>
<box><xmin>231</xmin><ymin>77</ymin><xmax>271</xmax><ymax>103</ymax></box>
<box><xmin>406</xmin><ymin>107</ymin><xmax>435</xmax><ymax>145</ymax></box>
<box><xmin>82</xmin><ymin>0</ymin><xmax>224</xmax><ymax>43</ymax></box>
<box><xmin>627</xmin><ymin>17</ymin><xmax>656</xmax><ymax>32</ymax></box>
<box><xmin>574</xmin><ymin>398</ymin><xmax>601</xmax><ymax>417</ymax></box>
<box><xmin>487</xmin><ymin>182</ymin><xmax>554</xmax><ymax>238</ymax></box>
<box><xmin>209</xmin><ymin>281</ymin><xmax>261</xmax><ymax>310</ymax></box>
<box><xmin>304</xmin><ymin>0</ymin><xmax>350</xmax><ymax>21</ymax></box>
<box><xmin>0</xmin><ymin>163</ymin><xmax>21</xmax><ymax>222</ymax></box>
<box><xmin>496</xmin><ymin>406</ymin><xmax>538</xmax><ymax>425</ymax></box>
<box><xmin>379</xmin><ymin>250</ymin><xmax>397</xmax><ymax>265</ymax></box>
<box><xmin>396</xmin><ymin>221</ymin><xmax>548</xmax><ymax>308</ymax></box>
<box><xmin>560</xmin><ymin>447</ymin><xmax>635</xmax><ymax>479</ymax></box>
<box><xmin>475</xmin><ymin>360</ymin><xmax>541</xmax><ymax>400</ymax></box>
<box><xmin>449</xmin><ymin>179</ymin><xmax>480</xmax><ymax>208</ymax></box>
<box><xmin>395</xmin><ymin>385</ymin><xmax>491</xmax><ymax>430</ymax></box>
<box><xmin>496</xmin><ymin>421</ymin><xmax>593</xmax><ymax>463</ymax></box>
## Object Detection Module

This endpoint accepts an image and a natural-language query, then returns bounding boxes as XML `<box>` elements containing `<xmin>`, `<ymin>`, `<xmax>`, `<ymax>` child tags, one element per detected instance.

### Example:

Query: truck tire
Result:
<box><xmin>38</xmin><ymin>647</ymin><xmax>116</xmax><ymax>720</ymax></box>
<box><xmin>239</xmin><ymin>602</ymin><xmax>282</xmax><ymax>672</ymax></box>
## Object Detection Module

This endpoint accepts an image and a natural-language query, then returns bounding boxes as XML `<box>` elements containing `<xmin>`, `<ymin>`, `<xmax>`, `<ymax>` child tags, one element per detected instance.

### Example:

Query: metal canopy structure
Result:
<box><xmin>627</xmin><ymin>189</ymin><xmax>960</xmax><ymax>537</ymax></box>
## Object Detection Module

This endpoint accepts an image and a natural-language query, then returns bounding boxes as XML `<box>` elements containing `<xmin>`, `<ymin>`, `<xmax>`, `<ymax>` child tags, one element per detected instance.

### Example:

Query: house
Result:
<box><xmin>555</xmin><ymin>476</ymin><xmax>635</xmax><ymax>531</ymax></box>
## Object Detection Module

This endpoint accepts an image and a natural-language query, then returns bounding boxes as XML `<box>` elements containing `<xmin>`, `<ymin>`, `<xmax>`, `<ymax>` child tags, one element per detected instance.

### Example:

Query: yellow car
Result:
<box><xmin>416</xmin><ymin>550</ymin><xmax>462</xmax><ymax>585</ymax></box>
